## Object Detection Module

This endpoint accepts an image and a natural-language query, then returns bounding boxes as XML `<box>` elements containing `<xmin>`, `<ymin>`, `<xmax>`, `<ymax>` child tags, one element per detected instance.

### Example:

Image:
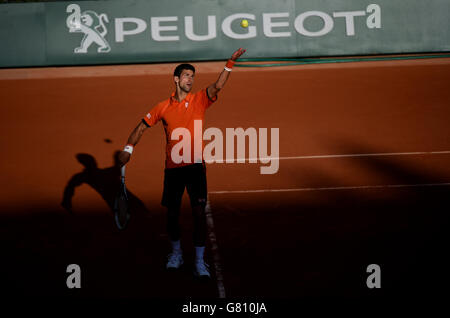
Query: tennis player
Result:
<box><xmin>119</xmin><ymin>48</ymin><xmax>246</xmax><ymax>278</ymax></box>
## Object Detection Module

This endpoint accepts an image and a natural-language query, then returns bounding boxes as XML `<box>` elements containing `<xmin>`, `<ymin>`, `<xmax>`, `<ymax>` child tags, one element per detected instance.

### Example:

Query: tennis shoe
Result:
<box><xmin>166</xmin><ymin>251</ymin><xmax>184</xmax><ymax>270</ymax></box>
<box><xmin>193</xmin><ymin>259</ymin><xmax>210</xmax><ymax>278</ymax></box>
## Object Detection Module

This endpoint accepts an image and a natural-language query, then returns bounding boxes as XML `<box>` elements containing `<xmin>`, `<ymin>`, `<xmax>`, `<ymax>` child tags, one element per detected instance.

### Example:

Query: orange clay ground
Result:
<box><xmin>1</xmin><ymin>58</ymin><xmax>450</xmax><ymax>304</ymax></box>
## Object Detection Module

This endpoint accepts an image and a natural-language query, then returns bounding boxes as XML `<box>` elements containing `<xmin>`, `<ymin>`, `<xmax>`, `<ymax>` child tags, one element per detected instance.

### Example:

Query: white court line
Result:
<box><xmin>209</xmin><ymin>182</ymin><xmax>450</xmax><ymax>194</ymax></box>
<box><xmin>204</xmin><ymin>150</ymin><xmax>450</xmax><ymax>163</ymax></box>
<box><xmin>205</xmin><ymin>197</ymin><xmax>226</xmax><ymax>298</ymax></box>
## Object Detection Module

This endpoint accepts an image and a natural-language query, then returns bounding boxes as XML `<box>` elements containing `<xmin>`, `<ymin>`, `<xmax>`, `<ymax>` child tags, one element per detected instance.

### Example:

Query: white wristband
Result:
<box><xmin>123</xmin><ymin>144</ymin><xmax>134</xmax><ymax>154</ymax></box>
<box><xmin>224</xmin><ymin>66</ymin><xmax>233</xmax><ymax>72</ymax></box>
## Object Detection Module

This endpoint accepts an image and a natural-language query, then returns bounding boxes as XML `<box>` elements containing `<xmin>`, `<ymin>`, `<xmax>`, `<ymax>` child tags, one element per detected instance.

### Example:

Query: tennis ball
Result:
<box><xmin>240</xmin><ymin>19</ymin><xmax>249</xmax><ymax>28</ymax></box>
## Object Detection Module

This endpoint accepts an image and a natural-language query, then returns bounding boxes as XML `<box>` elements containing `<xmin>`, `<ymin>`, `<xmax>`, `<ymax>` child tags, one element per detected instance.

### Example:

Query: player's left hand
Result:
<box><xmin>231</xmin><ymin>48</ymin><xmax>246</xmax><ymax>61</ymax></box>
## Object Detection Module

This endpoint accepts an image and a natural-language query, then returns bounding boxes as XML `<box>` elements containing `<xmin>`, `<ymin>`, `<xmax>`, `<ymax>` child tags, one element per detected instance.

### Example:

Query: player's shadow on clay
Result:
<box><xmin>61</xmin><ymin>151</ymin><xmax>149</xmax><ymax>220</ymax></box>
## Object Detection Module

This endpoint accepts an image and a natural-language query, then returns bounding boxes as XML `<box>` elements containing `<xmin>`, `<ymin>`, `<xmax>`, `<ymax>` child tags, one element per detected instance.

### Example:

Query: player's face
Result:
<box><xmin>176</xmin><ymin>69</ymin><xmax>195</xmax><ymax>93</ymax></box>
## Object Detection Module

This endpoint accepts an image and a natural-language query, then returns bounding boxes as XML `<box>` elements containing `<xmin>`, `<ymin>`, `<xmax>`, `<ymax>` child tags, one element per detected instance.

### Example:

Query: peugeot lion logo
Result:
<box><xmin>66</xmin><ymin>4</ymin><xmax>111</xmax><ymax>54</ymax></box>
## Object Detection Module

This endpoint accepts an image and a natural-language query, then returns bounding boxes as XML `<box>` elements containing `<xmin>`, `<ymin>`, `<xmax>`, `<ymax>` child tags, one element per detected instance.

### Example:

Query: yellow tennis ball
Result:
<box><xmin>240</xmin><ymin>19</ymin><xmax>249</xmax><ymax>28</ymax></box>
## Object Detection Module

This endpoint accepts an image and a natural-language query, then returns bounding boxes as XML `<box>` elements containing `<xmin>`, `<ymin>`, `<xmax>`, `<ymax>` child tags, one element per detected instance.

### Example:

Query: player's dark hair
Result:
<box><xmin>173</xmin><ymin>63</ymin><xmax>195</xmax><ymax>77</ymax></box>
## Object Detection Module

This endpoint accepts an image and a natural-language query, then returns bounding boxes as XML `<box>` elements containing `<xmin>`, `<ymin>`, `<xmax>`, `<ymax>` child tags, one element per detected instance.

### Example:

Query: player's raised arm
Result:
<box><xmin>207</xmin><ymin>48</ymin><xmax>246</xmax><ymax>100</ymax></box>
<box><xmin>118</xmin><ymin>120</ymin><xmax>148</xmax><ymax>166</ymax></box>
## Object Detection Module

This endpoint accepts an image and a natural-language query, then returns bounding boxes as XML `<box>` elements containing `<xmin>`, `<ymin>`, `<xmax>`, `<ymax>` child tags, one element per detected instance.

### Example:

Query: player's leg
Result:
<box><xmin>167</xmin><ymin>206</ymin><xmax>182</xmax><ymax>248</ymax></box>
<box><xmin>161</xmin><ymin>167</ymin><xmax>186</xmax><ymax>269</ymax></box>
<box><xmin>192</xmin><ymin>205</ymin><xmax>207</xmax><ymax>248</ymax></box>
<box><xmin>186</xmin><ymin>163</ymin><xmax>210</xmax><ymax>278</ymax></box>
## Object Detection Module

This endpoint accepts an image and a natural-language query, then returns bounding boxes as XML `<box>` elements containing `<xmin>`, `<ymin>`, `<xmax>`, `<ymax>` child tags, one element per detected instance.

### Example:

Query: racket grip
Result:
<box><xmin>121</xmin><ymin>165</ymin><xmax>126</xmax><ymax>178</ymax></box>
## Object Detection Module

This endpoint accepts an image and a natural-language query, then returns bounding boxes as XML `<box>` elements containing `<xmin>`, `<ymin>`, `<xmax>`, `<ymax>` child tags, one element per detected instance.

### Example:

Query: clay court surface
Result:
<box><xmin>1</xmin><ymin>57</ymin><xmax>449</xmax><ymax>306</ymax></box>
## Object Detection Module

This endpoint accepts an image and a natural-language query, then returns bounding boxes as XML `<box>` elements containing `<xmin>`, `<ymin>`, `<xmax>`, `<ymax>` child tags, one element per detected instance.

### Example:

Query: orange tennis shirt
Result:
<box><xmin>142</xmin><ymin>88</ymin><xmax>217</xmax><ymax>169</ymax></box>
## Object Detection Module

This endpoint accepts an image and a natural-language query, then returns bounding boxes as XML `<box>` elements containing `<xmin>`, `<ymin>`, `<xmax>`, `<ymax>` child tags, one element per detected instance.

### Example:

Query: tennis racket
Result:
<box><xmin>114</xmin><ymin>165</ymin><xmax>130</xmax><ymax>230</ymax></box>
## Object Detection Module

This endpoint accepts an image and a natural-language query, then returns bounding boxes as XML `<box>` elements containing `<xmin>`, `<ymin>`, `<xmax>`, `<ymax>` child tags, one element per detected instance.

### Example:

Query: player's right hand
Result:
<box><xmin>231</xmin><ymin>48</ymin><xmax>246</xmax><ymax>61</ymax></box>
<box><xmin>118</xmin><ymin>151</ymin><xmax>131</xmax><ymax>167</ymax></box>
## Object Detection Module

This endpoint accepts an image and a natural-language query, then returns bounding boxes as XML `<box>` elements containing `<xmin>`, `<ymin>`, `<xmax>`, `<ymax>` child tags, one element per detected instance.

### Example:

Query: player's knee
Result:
<box><xmin>191</xmin><ymin>198</ymin><xmax>207</xmax><ymax>210</ymax></box>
